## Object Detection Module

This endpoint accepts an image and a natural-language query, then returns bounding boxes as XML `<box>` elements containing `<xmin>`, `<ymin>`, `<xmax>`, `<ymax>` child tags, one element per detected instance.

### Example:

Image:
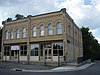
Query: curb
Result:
<box><xmin>11</xmin><ymin>63</ymin><xmax>95</xmax><ymax>72</ymax></box>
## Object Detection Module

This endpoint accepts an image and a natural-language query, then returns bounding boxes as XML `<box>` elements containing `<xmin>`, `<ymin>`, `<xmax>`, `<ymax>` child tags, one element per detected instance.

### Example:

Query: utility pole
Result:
<box><xmin>27</xmin><ymin>15</ymin><xmax>31</xmax><ymax>64</ymax></box>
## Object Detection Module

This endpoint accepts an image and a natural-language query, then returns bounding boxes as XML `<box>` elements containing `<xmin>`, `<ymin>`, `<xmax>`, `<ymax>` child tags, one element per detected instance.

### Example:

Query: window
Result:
<box><xmin>4</xmin><ymin>46</ymin><xmax>10</xmax><ymax>56</ymax></box>
<box><xmin>53</xmin><ymin>43</ymin><xmax>63</xmax><ymax>56</ymax></box>
<box><xmin>68</xmin><ymin>25</ymin><xmax>71</xmax><ymax>35</ymax></box>
<box><xmin>20</xmin><ymin>45</ymin><xmax>27</xmax><ymax>56</ymax></box>
<box><xmin>5</xmin><ymin>30</ymin><xmax>8</xmax><ymax>39</ymax></box>
<box><xmin>44</xmin><ymin>44</ymin><xmax>51</xmax><ymax>48</ymax></box>
<box><xmin>40</xmin><ymin>25</ymin><xmax>44</xmax><ymax>36</ymax></box>
<box><xmin>67</xmin><ymin>40</ymin><xmax>70</xmax><ymax>49</ymax></box>
<box><xmin>30</xmin><ymin>44</ymin><xmax>39</xmax><ymax>56</ymax></box>
<box><xmin>57</xmin><ymin>22</ymin><xmax>62</xmax><ymax>34</ymax></box>
<box><xmin>48</xmin><ymin>23</ymin><xmax>53</xmax><ymax>35</ymax></box>
<box><xmin>22</xmin><ymin>27</ymin><xmax>26</xmax><ymax>38</ymax></box>
<box><xmin>32</xmin><ymin>26</ymin><xmax>36</xmax><ymax>37</ymax></box>
<box><xmin>16</xmin><ymin>28</ymin><xmax>20</xmax><ymax>38</ymax></box>
<box><xmin>10</xmin><ymin>29</ymin><xmax>14</xmax><ymax>39</ymax></box>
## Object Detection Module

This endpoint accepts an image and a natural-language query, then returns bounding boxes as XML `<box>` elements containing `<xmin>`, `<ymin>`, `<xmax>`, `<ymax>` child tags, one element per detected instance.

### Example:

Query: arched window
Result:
<box><xmin>57</xmin><ymin>22</ymin><xmax>62</xmax><ymax>34</ymax></box>
<box><xmin>22</xmin><ymin>27</ymin><xmax>26</xmax><ymax>38</ymax></box>
<box><xmin>10</xmin><ymin>29</ymin><xmax>14</xmax><ymax>39</ymax></box>
<box><xmin>5</xmin><ymin>30</ymin><xmax>8</xmax><ymax>39</ymax></box>
<box><xmin>40</xmin><ymin>24</ymin><xmax>44</xmax><ymax>36</ymax></box>
<box><xmin>16</xmin><ymin>28</ymin><xmax>20</xmax><ymax>38</ymax></box>
<box><xmin>32</xmin><ymin>26</ymin><xmax>36</xmax><ymax>37</ymax></box>
<box><xmin>48</xmin><ymin>23</ymin><xmax>53</xmax><ymax>35</ymax></box>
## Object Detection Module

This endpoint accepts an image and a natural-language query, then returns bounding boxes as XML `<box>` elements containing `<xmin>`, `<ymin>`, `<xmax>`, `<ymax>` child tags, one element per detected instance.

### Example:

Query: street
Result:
<box><xmin>0</xmin><ymin>62</ymin><xmax>100</xmax><ymax>75</ymax></box>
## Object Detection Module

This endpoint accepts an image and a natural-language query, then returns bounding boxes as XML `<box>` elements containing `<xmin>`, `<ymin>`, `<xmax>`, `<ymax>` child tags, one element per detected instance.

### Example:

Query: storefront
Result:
<box><xmin>3</xmin><ymin>42</ymin><xmax>64</xmax><ymax>62</ymax></box>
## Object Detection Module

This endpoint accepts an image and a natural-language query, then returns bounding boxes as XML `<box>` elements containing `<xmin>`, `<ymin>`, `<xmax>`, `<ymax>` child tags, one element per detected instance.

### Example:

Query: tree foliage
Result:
<box><xmin>15</xmin><ymin>14</ymin><xmax>25</xmax><ymax>20</ymax></box>
<box><xmin>6</xmin><ymin>18</ymin><xmax>12</xmax><ymax>22</ymax></box>
<box><xmin>81</xmin><ymin>27</ymin><xmax>100</xmax><ymax>60</ymax></box>
<box><xmin>0</xmin><ymin>28</ymin><xmax>2</xmax><ymax>52</ymax></box>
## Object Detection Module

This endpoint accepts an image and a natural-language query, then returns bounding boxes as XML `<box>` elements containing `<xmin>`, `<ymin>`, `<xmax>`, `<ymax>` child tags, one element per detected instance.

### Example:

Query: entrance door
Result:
<box><xmin>45</xmin><ymin>48</ymin><xmax>52</xmax><ymax>61</ymax></box>
<box><xmin>11</xmin><ymin>50</ymin><xmax>19</xmax><ymax>60</ymax></box>
<box><xmin>40</xmin><ymin>43</ymin><xmax>52</xmax><ymax>61</ymax></box>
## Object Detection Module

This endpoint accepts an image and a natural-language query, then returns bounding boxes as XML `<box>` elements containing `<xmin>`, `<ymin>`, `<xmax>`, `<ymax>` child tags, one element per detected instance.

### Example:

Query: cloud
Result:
<box><xmin>0</xmin><ymin>0</ymin><xmax>29</xmax><ymax>7</ymax></box>
<box><xmin>56</xmin><ymin>0</ymin><xmax>100</xmax><ymax>29</ymax></box>
<box><xmin>0</xmin><ymin>0</ymin><xmax>58</xmax><ymax>25</ymax></box>
<box><xmin>0</xmin><ymin>0</ymin><xmax>100</xmax><ymax>43</ymax></box>
<box><xmin>56</xmin><ymin>0</ymin><xmax>100</xmax><ymax>42</ymax></box>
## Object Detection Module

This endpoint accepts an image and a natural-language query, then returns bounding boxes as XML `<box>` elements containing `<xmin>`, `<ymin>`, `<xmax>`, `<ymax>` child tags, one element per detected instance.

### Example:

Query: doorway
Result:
<box><xmin>45</xmin><ymin>48</ymin><xmax>52</xmax><ymax>61</ymax></box>
<box><xmin>11</xmin><ymin>50</ymin><xmax>19</xmax><ymax>60</ymax></box>
<box><xmin>40</xmin><ymin>43</ymin><xmax>52</xmax><ymax>61</ymax></box>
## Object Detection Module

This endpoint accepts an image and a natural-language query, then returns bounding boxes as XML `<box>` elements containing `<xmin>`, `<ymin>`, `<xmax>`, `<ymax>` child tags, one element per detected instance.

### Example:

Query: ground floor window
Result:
<box><xmin>20</xmin><ymin>45</ymin><xmax>27</xmax><ymax>56</ymax></box>
<box><xmin>53</xmin><ymin>43</ymin><xmax>63</xmax><ymax>56</ymax></box>
<box><xmin>30</xmin><ymin>44</ymin><xmax>39</xmax><ymax>56</ymax></box>
<box><xmin>4</xmin><ymin>46</ymin><xmax>10</xmax><ymax>56</ymax></box>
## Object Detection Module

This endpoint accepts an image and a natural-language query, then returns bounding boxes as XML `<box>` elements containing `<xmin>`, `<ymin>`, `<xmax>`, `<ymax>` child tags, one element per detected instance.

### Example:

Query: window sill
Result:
<box><xmin>40</xmin><ymin>36</ymin><xmax>44</xmax><ymax>37</ymax></box>
<box><xmin>32</xmin><ymin>36</ymin><xmax>37</xmax><ymax>38</ymax></box>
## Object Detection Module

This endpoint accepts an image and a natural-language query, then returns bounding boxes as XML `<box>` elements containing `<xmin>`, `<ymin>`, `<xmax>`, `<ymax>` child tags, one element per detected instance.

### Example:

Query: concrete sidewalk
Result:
<box><xmin>0</xmin><ymin>61</ymin><xmax>54</xmax><ymax>70</ymax></box>
<box><xmin>12</xmin><ymin>63</ymin><xmax>95</xmax><ymax>72</ymax></box>
<box><xmin>0</xmin><ymin>61</ymin><xmax>95</xmax><ymax>72</ymax></box>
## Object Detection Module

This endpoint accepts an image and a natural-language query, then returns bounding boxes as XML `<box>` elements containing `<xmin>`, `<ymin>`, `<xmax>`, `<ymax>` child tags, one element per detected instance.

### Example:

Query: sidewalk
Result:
<box><xmin>0</xmin><ymin>61</ymin><xmax>95</xmax><ymax>72</ymax></box>
<box><xmin>0</xmin><ymin>61</ymin><xmax>54</xmax><ymax>70</ymax></box>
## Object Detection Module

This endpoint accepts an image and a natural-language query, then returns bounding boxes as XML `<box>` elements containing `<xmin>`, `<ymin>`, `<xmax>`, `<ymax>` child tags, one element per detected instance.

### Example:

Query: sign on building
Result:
<box><xmin>11</xmin><ymin>46</ymin><xmax>19</xmax><ymax>50</ymax></box>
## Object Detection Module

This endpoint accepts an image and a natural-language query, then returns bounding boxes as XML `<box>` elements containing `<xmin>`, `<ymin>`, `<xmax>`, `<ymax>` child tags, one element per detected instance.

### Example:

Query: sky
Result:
<box><xmin>0</xmin><ymin>0</ymin><xmax>100</xmax><ymax>43</ymax></box>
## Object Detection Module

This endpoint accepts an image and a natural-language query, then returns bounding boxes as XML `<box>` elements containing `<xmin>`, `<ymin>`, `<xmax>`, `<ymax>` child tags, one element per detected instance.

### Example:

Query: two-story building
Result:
<box><xmin>1</xmin><ymin>8</ymin><xmax>83</xmax><ymax>63</ymax></box>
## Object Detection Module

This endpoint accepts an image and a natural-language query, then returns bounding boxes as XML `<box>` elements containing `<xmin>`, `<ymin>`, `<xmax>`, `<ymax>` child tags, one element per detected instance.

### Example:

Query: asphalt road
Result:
<box><xmin>0</xmin><ymin>62</ymin><xmax>100</xmax><ymax>75</ymax></box>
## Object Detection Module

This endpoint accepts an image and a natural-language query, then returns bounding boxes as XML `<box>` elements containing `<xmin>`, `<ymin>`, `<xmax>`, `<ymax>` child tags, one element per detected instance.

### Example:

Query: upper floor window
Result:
<box><xmin>32</xmin><ymin>26</ymin><xmax>36</xmax><ymax>37</ymax></box>
<box><xmin>48</xmin><ymin>23</ymin><xmax>53</xmax><ymax>35</ymax></box>
<box><xmin>68</xmin><ymin>25</ymin><xmax>71</xmax><ymax>35</ymax></box>
<box><xmin>5</xmin><ymin>30</ymin><xmax>8</xmax><ymax>39</ymax></box>
<box><xmin>40</xmin><ymin>24</ymin><xmax>44</xmax><ymax>36</ymax></box>
<box><xmin>22</xmin><ymin>27</ymin><xmax>26</xmax><ymax>38</ymax></box>
<box><xmin>57</xmin><ymin>22</ymin><xmax>62</xmax><ymax>34</ymax></box>
<box><xmin>16</xmin><ymin>28</ymin><xmax>20</xmax><ymax>38</ymax></box>
<box><xmin>75</xmin><ymin>30</ymin><xmax>77</xmax><ymax>38</ymax></box>
<box><xmin>10</xmin><ymin>29</ymin><xmax>14</xmax><ymax>39</ymax></box>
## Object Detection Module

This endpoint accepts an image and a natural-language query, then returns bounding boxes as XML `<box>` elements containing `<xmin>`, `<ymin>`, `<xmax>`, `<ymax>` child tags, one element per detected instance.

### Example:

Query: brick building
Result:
<box><xmin>1</xmin><ymin>8</ymin><xmax>83</xmax><ymax>63</ymax></box>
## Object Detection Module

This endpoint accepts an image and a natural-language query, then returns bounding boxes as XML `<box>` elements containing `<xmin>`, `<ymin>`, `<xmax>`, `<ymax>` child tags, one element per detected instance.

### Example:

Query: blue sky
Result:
<box><xmin>84</xmin><ymin>0</ymin><xmax>92</xmax><ymax>5</ymax></box>
<box><xmin>0</xmin><ymin>0</ymin><xmax>100</xmax><ymax>43</ymax></box>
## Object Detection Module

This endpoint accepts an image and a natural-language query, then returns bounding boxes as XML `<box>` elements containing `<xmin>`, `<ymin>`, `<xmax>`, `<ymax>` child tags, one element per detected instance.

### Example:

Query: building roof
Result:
<box><xmin>2</xmin><ymin>8</ymin><xmax>67</xmax><ymax>25</ymax></box>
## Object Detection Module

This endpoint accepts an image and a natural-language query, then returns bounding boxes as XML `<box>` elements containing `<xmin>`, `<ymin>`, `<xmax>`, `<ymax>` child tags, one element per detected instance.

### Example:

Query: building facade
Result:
<box><xmin>1</xmin><ymin>8</ymin><xmax>83</xmax><ymax>63</ymax></box>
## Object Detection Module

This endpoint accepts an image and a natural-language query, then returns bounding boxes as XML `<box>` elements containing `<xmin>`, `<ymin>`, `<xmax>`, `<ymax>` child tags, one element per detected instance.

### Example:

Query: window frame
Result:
<box><xmin>10</xmin><ymin>29</ymin><xmax>14</xmax><ymax>39</ymax></box>
<box><xmin>20</xmin><ymin>45</ymin><xmax>27</xmax><ymax>56</ymax></box>
<box><xmin>4</xmin><ymin>46</ymin><xmax>10</xmax><ymax>56</ymax></box>
<box><xmin>22</xmin><ymin>27</ymin><xmax>26</xmax><ymax>38</ymax></box>
<box><xmin>16</xmin><ymin>28</ymin><xmax>20</xmax><ymax>39</ymax></box>
<box><xmin>5</xmin><ymin>30</ymin><xmax>8</xmax><ymax>39</ymax></box>
<box><xmin>40</xmin><ymin>24</ymin><xmax>44</xmax><ymax>36</ymax></box>
<box><xmin>32</xmin><ymin>26</ymin><xmax>37</xmax><ymax>37</ymax></box>
<box><xmin>57</xmin><ymin>22</ymin><xmax>62</xmax><ymax>34</ymax></box>
<box><xmin>48</xmin><ymin>23</ymin><xmax>53</xmax><ymax>35</ymax></box>
<box><xmin>53</xmin><ymin>42</ymin><xmax>63</xmax><ymax>56</ymax></box>
<box><xmin>30</xmin><ymin>44</ymin><xmax>39</xmax><ymax>56</ymax></box>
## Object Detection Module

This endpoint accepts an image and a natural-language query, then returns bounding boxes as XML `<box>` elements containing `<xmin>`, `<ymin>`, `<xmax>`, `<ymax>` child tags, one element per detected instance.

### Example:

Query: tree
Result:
<box><xmin>0</xmin><ymin>28</ymin><xmax>2</xmax><ymax>53</ymax></box>
<box><xmin>81</xmin><ymin>27</ymin><xmax>100</xmax><ymax>60</ymax></box>
<box><xmin>6</xmin><ymin>18</ymin><xmax>12</xmax><ymax>22</ymax></box>
<box><xmin>2</xmin><ymin>21</ymin><xmax>5</xmax><ymax>25</ymax></box>
<box><xmin>15</xmin><ymin>14</ymin><xmax>25</xmax><ymax>20</ymax></box>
